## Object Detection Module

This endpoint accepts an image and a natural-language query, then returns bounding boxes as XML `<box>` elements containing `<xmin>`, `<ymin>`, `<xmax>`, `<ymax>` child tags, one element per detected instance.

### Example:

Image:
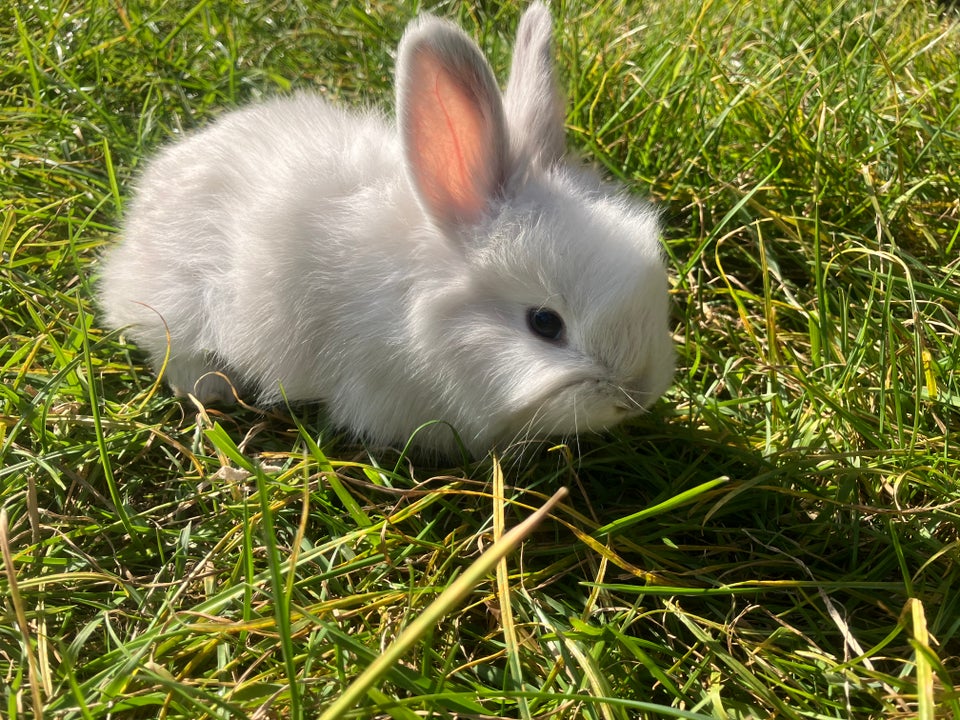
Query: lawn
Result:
<box><xmin>2</xmin><ymin>0</ymin><xmax>959</xmax><ymax>718</ymax></box>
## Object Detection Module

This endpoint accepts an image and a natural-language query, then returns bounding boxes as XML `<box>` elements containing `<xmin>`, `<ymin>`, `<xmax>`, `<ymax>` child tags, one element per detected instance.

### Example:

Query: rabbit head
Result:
<box><xmin>393</xmin><ymin>3</ymin><xmax>674</xmax><ymax>454</ymax></box>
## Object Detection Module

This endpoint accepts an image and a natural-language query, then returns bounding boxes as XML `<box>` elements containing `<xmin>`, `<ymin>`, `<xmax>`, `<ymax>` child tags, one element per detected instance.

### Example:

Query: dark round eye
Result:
<box><xmin>527</xmin><ymin>307</ymin><xmax>565</xmax><ymax>342</ymax></box>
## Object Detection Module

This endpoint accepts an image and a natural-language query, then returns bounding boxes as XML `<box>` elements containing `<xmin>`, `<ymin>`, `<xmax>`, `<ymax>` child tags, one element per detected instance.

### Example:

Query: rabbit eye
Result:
<box><xmin>527</xmin><ymin>307</ymin><xmax>565</xmax><ymax>342</ymax></box>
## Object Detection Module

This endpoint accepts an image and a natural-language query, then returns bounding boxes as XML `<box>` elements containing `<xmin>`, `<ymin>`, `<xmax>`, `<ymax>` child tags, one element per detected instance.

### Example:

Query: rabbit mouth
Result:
<box><xmin>570</xmin><ymin>376</ymin><xmax>657</xmax><ymax>413</ymax></box>
<box><xmin>510</xmin><ymin>375</ymin><xmax>656</xmax><ymax>440</ymax></box>
<box><xmin>610</xmin><ymin>383</ymin><xmax>658</xmax><ymax>413</ymax></box>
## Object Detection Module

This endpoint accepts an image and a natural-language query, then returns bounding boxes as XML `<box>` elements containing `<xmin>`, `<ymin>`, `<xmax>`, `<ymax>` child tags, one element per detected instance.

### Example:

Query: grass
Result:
<box><xmin>2</xmin><ymin>0</ymin><xmax>959</xmax><ymax>717</ymax></box>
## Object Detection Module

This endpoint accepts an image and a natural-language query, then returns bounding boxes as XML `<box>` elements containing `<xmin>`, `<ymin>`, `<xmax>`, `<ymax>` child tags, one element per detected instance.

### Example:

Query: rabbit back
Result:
<box><xmin>99</xmin><ymin>95</ymin><xmax>442</xmax><ymax>406</ymax></box>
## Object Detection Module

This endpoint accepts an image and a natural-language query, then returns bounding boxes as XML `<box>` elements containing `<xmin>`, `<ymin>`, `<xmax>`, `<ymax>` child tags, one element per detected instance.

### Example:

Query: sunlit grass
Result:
<box><xmin>2</xmin><ymin>0</ymin><xmax>958</xmax><ymax>717</ymax></box>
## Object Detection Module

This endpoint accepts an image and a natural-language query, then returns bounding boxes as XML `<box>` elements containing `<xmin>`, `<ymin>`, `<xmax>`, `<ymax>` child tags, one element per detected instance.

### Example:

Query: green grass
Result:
<box><xmin>2</xmin><ymin>0</ymin><xmax>959</xmax><ymax>717</ymax></box>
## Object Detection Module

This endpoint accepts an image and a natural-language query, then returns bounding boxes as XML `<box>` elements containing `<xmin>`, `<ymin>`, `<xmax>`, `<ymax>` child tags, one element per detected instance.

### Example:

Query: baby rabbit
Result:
<box><xmin>98</xmin><ymin>3</ymin><xmax>674</xmax><ymax>457</ymax></box>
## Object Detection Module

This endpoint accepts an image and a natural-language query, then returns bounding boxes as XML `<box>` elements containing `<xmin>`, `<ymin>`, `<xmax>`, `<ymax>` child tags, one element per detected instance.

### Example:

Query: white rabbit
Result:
<box><xmin>97</xmin><ymin>2</ymin><xmax>674</xmax><ymax>458</ymax></box>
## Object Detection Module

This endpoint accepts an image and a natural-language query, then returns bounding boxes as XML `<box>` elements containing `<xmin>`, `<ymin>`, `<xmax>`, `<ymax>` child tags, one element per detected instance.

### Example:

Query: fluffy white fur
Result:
<box><xmin>97</xmin><ymin>2</ymin><xmax>675</xmax><ymax>457</ymax></box>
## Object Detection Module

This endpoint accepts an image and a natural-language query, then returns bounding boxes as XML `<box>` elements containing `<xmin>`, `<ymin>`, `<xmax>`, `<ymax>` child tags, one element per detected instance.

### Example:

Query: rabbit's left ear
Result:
<box><xmin>397</xmin><ymin>16</ymin><xmax>509</xmax><ymax>229</ymax></box>
<box><xmin>504</xmin><ymin>2</ymin><xmax>566</xmax><ymax>168</ymax></box>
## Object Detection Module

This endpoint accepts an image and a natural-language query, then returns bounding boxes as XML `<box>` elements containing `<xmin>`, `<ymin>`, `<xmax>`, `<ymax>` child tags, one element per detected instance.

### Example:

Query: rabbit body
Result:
<box><xmin>98</xmin><ymin>3</ymin><xmax>674</xmax><ymax>457</ymax></box>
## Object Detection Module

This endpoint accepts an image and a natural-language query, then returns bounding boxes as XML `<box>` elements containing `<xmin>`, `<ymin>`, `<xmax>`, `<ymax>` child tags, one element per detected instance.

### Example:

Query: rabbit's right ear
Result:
<box><xmin>504</xmin><ymin>2</ymin><xmax>566</xmax><ymax>168</ymax></box>
<box><xmin>397</xmin><ymin>17</ymin><xmax>509</xmax><ymax>230</ymax></box>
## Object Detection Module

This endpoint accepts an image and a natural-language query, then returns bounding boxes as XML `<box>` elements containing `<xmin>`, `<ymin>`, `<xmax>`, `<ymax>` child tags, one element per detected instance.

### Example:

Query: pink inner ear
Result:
<box><xmin>407</xmin><ymin>51</ymin><xmax>499</xmax><ymax>226</ymax></box>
